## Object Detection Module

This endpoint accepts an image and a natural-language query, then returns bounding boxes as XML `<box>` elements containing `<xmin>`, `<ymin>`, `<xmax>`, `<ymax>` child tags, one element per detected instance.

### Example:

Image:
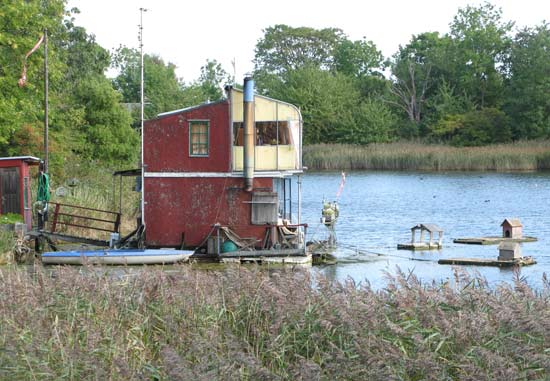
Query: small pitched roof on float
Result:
<box><xmin>501</xmin><ymin>218</ymin><xmax>522</xmax><ymax>227</ymax></box>
<box><xmin>411</xmin><ymin>223</ymin><xmax>443</xmax><ymax>233</ymax></box>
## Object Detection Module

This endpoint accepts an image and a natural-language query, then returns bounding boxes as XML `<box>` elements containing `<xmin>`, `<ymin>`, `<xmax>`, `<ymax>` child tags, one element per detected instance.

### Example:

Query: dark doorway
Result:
<box><xmin>0</xmin><ymin>167</ymin><xmax>20</xmax><ymax>215</ymax></box>
<box><xmin>505</xmin><ymin>230</ymin><xmax>510</xmax><ymax>238</ymax></box>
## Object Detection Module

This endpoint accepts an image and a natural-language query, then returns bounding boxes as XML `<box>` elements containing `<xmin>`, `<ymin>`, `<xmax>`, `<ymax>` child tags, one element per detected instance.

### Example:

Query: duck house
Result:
<box><xmin>498</xmin><ymin>241</ymin><xmax>522</xmax><ymax>261</ymax></box>
<box><xmin>501</xmin><ymin>218</ymin><xmax>522</xmax><ymax>239</ymax></box>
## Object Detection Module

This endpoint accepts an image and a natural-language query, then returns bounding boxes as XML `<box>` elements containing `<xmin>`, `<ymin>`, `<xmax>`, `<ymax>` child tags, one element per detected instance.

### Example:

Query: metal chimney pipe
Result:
<box><xmin>243</xmin><ymin>77</ymin><xmax>255</xmax><ymax>192</ymax></box>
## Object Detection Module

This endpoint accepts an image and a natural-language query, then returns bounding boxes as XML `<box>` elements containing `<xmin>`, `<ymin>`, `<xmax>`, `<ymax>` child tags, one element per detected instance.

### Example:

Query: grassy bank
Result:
<box><xmin>304</xmin><ymin>141</ymin><xmax>550</xmax><ymax>171</ymax></box>
<box><xmin>1</xmin><ymin>266</ymin><xmax>549</xmax><ymax>380</ymax></box>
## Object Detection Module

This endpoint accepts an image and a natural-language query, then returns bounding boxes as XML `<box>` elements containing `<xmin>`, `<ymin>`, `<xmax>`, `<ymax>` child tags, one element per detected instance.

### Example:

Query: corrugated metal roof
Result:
<box><xmin>156</xmin><ymin>99</ymin><xmax>226</xmax><ymax>118</ymax></box>
<box><xmin>0</xmin><ymin>156</ymin><xmax>41</xmax><ymax>162</ymax></box>
<box><xmin>501</xmin><ymin>218</ymin><xmax>522</xmax><ymax>227</ymax></box>
<box><xmin>411</xmin><ymin>223</ymin><xmax>443</xmax><ymax>232</ymax></box>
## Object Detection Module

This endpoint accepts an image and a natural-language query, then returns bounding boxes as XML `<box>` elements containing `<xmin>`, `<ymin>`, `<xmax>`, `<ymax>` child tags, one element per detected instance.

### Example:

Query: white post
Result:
<box><xmin>139</xmin><ymin>7</ymin><xmax>147</xmax><ymax>227</ymax></box>
<box><xmin>297</xmin><ymin>174</ymin><xmax>302</xmax><ymax>248</ymax></box>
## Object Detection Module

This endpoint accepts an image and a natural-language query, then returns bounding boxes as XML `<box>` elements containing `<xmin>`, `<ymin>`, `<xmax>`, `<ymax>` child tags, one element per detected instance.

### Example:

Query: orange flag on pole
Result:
<box><xmin>18</xmin><ymin>34</ymin><xmax>44</xmax><ymax>87</ymax></box>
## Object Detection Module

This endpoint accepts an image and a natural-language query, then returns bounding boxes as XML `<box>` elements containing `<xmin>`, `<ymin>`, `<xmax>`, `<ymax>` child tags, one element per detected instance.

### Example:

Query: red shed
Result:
<box><xmin>143</xmin><ymin>79</ymin><xmax>304</xmax><ymax>253</ymax></box>
<box><xmin>0</xmin><ymin>156</ymin><xmax>40</xmax><ymax>230</ymax></box>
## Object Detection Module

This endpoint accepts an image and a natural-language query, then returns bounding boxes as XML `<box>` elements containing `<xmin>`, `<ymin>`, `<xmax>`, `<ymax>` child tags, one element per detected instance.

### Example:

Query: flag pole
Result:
<box><xmin>139</xmin><ymin>8</ymin><xmax>147</xmax><ymax>227</ymax></box>
<box><xmin>44</xmin><ymin>28</ymin><xmax>48</xmax><ymax>173</ymax></box>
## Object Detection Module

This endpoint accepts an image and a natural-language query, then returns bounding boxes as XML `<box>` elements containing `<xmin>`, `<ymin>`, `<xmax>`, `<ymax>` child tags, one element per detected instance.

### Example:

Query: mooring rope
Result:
<box><xmin>333</xmin><ymin>242</ymin><xmax>436</xmax><ymax>262</ymax></box>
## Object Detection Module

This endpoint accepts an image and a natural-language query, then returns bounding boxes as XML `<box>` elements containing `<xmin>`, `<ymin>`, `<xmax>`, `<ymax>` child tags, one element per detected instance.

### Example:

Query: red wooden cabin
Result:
<box><xmin>0</xmin><ymin>156</ymin><xmax>40</xmax><ymax>230</ymax></box>
<box><xmin>143</xmin><ymin>79</ymin><xmax>304</xmax><ymax>253</ymax></box>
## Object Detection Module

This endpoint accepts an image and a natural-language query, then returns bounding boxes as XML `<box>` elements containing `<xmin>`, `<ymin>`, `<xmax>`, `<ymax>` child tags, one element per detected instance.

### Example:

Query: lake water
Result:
<box><xmin>300</xmin><ymin>171</ymin><xmax>550</xmax><ymax>289</ymax></box>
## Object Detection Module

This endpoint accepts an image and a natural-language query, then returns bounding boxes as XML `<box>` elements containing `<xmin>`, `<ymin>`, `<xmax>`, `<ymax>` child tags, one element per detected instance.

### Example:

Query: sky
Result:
<box><xmin>68</xmin><ymin>0</ymin><xmax>548</xmax><ymax>83</ymax></box>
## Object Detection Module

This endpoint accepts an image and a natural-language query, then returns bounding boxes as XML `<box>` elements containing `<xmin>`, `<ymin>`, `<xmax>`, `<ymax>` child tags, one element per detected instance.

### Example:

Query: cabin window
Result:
<box><xmin>233</xmin><ymin>121</ymin><xmax>291</xmax><ymax>146</ymax></box>
<box><xmin>189</xmin><ymin>120</ymin><xmax>209</xmax><ymax>156</ymax></box>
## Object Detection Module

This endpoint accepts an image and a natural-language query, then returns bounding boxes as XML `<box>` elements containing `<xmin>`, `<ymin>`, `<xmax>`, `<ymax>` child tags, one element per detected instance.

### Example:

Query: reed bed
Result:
<box><xmin>1</xmin><ymin>265</ymin><xmax>549</xmax><ymax>380</ymax></box>
<box><xmin>304</xmin><ymin>141</ymin><xmax>550</xmax><ymax>171</ymax></box>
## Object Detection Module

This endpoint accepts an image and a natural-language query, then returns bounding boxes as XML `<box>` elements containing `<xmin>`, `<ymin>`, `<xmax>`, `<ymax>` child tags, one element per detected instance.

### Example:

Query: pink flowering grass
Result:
<box><xmin>0</xmin><ymin>265</ymin><xmax>548</xmax><ymax>380</ymax></box>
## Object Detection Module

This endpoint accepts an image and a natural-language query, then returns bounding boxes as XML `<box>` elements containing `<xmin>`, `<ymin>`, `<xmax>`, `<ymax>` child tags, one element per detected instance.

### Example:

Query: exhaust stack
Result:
<box><xmin>243</xmin><ymin>77</ymin><xmax>255</xmax><ymax>192</ymax></box>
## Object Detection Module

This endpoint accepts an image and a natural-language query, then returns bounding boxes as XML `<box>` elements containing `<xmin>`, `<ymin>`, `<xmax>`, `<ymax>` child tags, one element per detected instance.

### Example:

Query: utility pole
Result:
<box><xmin>139</xmin><ymin>8</ymin><xmax>147</xmax><ymax>227</ymax></box>
<box><xmin>44</xmin><ymin>28</ymin><xmax>48</xmax><ymax>173</ymax></box>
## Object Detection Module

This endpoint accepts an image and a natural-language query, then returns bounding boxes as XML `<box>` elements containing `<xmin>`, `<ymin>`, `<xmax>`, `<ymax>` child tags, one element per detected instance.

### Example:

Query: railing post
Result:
<box><xmin>51</xmin><ymin>203</ymin><xmax>60</xmax><ymax>233</ymax></box>
<box><xmin>114</xmin><ymin>213</ymin><xmax>121</xmax><ymax>233</ymax></box>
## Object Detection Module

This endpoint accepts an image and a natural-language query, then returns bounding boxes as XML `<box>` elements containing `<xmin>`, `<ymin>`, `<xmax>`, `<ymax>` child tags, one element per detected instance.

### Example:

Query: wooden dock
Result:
<box><xmin>438</xmin><ymin>256</ymin><xmax>536</xmax><ymax>267</ymax></box>
<box><xmin>453</xmin><ymin>236</ymin><xmax>537</xmax><ymax>245</ymax></box>
<box><xmin>218</xmin><ymin>249</ymin><xmax>312</xmax><ymax>265</ymax></box>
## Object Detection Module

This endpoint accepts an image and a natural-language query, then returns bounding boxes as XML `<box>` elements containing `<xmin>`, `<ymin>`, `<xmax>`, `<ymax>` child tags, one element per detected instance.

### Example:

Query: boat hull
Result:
<box><xmin>41</xmin><ymin>249</ymin><xmax>194</xmax><ymax>265</ymax></box>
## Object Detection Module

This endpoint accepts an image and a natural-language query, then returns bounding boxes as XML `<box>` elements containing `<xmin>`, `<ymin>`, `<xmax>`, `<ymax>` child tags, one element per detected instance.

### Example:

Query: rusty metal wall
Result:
<box><xmin>0</xmin><ymin>158</ymin><xmax>36</xmax><ymax>230</ymax></box>
<box><xmin>144</xmin><ymin>101</ymin><xmax>231</xmax><ymax>173</ymax></box>
<box><xmin>144</xmin><ymin>177</ymin><xmax>273</xmax><ymax>247</ymax></box>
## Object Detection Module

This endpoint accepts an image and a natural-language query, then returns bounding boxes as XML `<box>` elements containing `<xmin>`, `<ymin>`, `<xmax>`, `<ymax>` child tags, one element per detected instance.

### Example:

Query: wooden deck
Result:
<box><xmin>453</xmin><ymin>236</ymin><xmax>537</xmax><ymax>245</ymax></box>
<box><xmin>438</xmin><ymin>256</ymin><xmax>536</xmax><ymax>267</ymax></box>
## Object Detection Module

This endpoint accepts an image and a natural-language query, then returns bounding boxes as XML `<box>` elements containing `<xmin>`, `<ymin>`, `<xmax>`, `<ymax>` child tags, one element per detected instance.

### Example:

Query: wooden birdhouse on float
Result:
<box><xmin>398</xmin><ymin>223</ymin><xmax>444</xmax><ymax>250</ymax></box>
<box><xmin>498</xmin><ymin>241</ymin><xmax>522</xmax><ymax>261</ymax></box>
<box><xmin>501</xmin><ymin>218</ymin><xmax>522</xmax><ymax>239</ymax></box>
<box><xmin>141</xmin><ymin>77</ymin><xmax>306</xmax><ymax>257</ymax></box>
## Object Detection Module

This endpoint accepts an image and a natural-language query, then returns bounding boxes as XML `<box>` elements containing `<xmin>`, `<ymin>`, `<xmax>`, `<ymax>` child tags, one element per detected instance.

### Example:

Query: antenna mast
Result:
<box><xmin>139</xmin><ymin>7</ymin><xmax>147</xmax><ymax>227</ymax></box>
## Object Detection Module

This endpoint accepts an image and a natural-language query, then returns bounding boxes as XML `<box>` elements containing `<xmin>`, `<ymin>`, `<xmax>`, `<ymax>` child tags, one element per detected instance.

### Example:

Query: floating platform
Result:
<box><xmin>42</xmin><ymin>249</ymin><xmax>194</xmax><ymax>265</ymax></box>
<box><xmin>220</xmin><ymin>252</ymin><xmax>312</xmax><ymax>266</ymax></box>
<box><xmin>397</xmin><ymin>242</ymin><xmax>442</xmax><ymax>251</ymax></box>
<box><xmin>438</xmin><ymin>256</ymin><xmax>536</xmax><ymax>267</ymax></box>
<box><xmin>453</xmin><ymin>236</ymin><xmax>537</xmax><ymax>245</ymax></box>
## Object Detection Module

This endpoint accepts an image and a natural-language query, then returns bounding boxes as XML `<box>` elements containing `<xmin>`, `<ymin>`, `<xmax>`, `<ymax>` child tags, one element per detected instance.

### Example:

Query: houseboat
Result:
<box><xmin>142</xmin><ymin>78</ymin><xmax>306</xmax><ymax>260</ymax></box>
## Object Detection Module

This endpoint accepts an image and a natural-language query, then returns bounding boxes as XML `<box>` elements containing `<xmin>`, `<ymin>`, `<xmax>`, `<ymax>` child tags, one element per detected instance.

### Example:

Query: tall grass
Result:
<box><xmin>0</xmin><ymin>231</ymin><xmax>15</xmax><ymax>264</ymax></box>
<box><xmin>304</xmin><ymin>140</ymin><xmax>550</xmax><ymax>171</ymax></box>
<box><xmin>31</xmin><ymin>162</ymin><xmax>140</xmax><ymax>240</ymax></box>
<box><xmin>1</xmin><ymin>266</ymin><xmax>548</xmax><ymax>380</ymax></box>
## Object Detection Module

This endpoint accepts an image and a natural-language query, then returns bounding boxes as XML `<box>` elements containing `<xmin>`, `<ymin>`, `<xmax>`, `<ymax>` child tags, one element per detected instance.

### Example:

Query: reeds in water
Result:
<box><xmin>304</xmin><ymin>141</ymin><xmax>550</xmax><ymax>171</ymax></box>
<box><xmin>0</xmin><ymin>266</ymin><xmax>548</xmax><ymax>380</ymax></box>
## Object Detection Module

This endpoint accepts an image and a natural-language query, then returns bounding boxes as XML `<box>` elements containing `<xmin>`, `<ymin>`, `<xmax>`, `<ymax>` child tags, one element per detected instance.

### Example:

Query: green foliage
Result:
<box><xmin>113</xmin><ymin>48</ymin><xmax>187</xmax><ymax>122</ymax></box>
<box><xmin>333</xmin><ymin>38</ymin><xmax>384</xmax><ymax>78</ymax></box>
<box><xmin>344</xmin><ymin>98</ymin><xmax>398</xmax><ymax>144</ymax></box>
<box><xmin>431</xmin><ymin>108</ymin><xmax>512</xmax><ymax>146</ymax></box>
<box><xmin>254</xmin><ymin>24</ymin><xmax>345</xmax><ymax>75</ymax></box>
<box><xmin>268</xmin><ymin>66</ymin><xmax>358</xmax><ymax>144</ymax></box>
<box><xmin>3</xmin><ymin>1</ymin><xmax>550</xmax><ymax>165</ymax></box>
<box><xmin>447</xmin><ymin>2</ymin><xmax>513</xmax><ymax>108</ymax></box>
<box><xmin>197</xmin><ymin>59</ymin><xmax>232</xmax><ymax>101</ymax></box>
<box><xmin>504</xmin><ymin>23</ymin><xmax>550</xmax><ymax>139</ymax></box>
<box><xmin>0</xmin><ymin>0</ymin><xmax>67</xmax><ymax>153</ymax></box>
<box><xmin>74</xmin><ymin>76</ymin><xmax>138</xmax><ymax>162</ymax></box>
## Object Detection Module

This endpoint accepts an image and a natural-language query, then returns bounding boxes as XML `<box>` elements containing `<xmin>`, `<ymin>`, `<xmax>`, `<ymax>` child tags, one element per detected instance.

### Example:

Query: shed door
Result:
<box><xmin>0</xmin><ymin>167</ymin><xmax>20</xmax><ymax>215</ymax></box>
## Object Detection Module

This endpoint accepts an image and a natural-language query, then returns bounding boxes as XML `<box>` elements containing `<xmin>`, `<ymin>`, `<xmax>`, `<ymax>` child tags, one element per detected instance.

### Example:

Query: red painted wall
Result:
<box><xmin>0</xmin><ymin>159</ymin><xmax>37</xmax><ymax>230</ymax></box>
<box><xmin>144</xmin><ymin>101</ymin><xmax>231</xmax><ymax>173</ymax></box>
<box><xmin>144</xmin><ymin>177</ymin><xmax>273</xmax><ymax>247</ymax></box>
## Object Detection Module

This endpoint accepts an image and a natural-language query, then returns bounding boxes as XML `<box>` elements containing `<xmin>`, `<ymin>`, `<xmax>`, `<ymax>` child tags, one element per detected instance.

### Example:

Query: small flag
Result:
<box><xmin>336</xmin><ymin>172</ymin><xmax>346</xmax><ymax>199</ymax></box>
<box><xmin>18</xmin><ymin>34</ymin><xmax>44</xmax><ymax>87</ymax></box>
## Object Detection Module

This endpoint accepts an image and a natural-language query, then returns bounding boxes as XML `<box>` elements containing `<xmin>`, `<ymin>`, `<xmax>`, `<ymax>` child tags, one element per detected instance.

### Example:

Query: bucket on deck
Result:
<box><xmin>222</xmin><ymin>240</ymin><xmax>238</xmax><ymax>253</ymax></box>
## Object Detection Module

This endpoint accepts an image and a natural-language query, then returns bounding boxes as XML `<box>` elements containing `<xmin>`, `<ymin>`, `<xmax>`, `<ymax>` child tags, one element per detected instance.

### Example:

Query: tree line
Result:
<box><xmin>1</xmin><ymin>1</ymin><xmax>550</xmax><ymax>173</ymax></box>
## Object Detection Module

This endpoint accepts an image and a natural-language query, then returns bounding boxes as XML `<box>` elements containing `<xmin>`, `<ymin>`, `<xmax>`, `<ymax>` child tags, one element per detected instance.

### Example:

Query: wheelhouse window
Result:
<box><xmin>189</xmin><ymin>120</ymin><xmax>209</xmax><ymax>156</ymax></box>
